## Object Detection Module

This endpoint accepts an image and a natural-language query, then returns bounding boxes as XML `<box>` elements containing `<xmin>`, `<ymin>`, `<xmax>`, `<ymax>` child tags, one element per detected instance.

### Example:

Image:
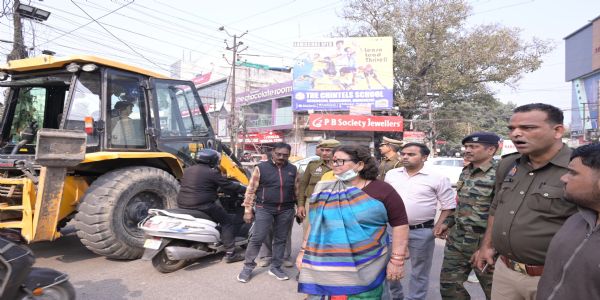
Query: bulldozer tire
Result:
<box><xmin>74</xmin><ymin>167</ymin><xmax>179</xmax><ymax>260</ymax></box>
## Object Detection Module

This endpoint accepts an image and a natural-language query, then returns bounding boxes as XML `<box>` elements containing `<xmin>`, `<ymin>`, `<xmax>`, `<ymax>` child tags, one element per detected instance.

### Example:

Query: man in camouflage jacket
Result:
<box><xmin>434</xmin><ymin>132</ymin><xmax>501</xmax><ymax>300</ymax></box>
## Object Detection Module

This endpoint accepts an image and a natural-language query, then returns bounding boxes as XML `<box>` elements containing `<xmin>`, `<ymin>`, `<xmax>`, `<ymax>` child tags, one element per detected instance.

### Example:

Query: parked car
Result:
<box><xmin>425</xmin><ymin>157</ymin><xmax>465</xmax><ymax>187</ymax></box>
<box><xmin>292</xmin><ymin>155</ymin><xmax>320</xmax><ymax>174</ymax></box>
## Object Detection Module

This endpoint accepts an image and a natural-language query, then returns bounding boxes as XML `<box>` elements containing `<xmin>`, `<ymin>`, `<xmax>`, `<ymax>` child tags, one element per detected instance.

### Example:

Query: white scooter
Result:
<box><xmin>140</xmin><ymin>202</ymin><xmax>252</xmax><ymax>273</ymax></box>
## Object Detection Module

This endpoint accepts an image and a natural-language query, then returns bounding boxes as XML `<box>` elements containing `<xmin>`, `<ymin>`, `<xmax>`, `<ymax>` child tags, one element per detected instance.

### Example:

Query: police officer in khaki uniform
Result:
<box><xmin>377</xmin><ymin>136</ymin><xmax>404</xmax><ymax>180</ymax></box>
<box><xmin>297</xmin><ymin>139</ymin><xmax>340</xmax><ymax>229</ymax></box>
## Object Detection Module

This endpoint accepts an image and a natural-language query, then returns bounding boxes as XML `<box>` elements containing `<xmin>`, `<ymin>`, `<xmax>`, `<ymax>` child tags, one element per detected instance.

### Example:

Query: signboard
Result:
<box><xmin>292</xmin><ymin>37</ymin><xmax>394</xmax><ymax>111</ymax></box>
<box><xmin>500</xmin><ymin>139</ymin><xmax>518</xmax><ymax>156</ymax></box>
<box><xmin>192</xmin><ymin>72</ymin><xmax>212</xmax><ymax>86</ymax></box>
<box><xmin>403</xmin><ymin>131</ymin><xmax>426</xmax><ymax>143</ymax></box>
<box><xmin>239</xmin><ymin>132</ymin><xmax>283</xmax><ymax>144</ymax></box>
<box><xmin>308</xmin><ymin>114</ymin><xmax>403</xmax><ymax>132</ymax></box>
<box><xmin>235</xmin><ymin>81</ymin><xmax>293</xmax><ymax>107</ymax></box>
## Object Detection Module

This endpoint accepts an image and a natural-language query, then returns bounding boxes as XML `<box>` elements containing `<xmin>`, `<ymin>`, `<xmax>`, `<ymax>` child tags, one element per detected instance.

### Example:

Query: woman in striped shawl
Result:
<box><xmin>297</xmin><ymin>145</ymin><xmax>409</xmax><ymax>299</ymax></box>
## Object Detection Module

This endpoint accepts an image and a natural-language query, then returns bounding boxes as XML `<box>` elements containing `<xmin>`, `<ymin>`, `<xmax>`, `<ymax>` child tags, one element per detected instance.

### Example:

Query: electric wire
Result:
<box><xmin>35</xmin><ymin>0</ymin><xmax>134</xmax><ymax>48</ymax></box>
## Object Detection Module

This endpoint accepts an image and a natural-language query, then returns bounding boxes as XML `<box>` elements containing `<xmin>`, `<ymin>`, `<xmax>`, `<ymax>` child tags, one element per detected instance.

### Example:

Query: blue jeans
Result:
<box><xmin>243</xmin><ymin>207</ymin><xmax>295</xmax><ymax>270</ymax></box>
<box><xmin>384</xmin><ymin>227</ymin><xmax>435</xmax><ymax>300</ymax></box>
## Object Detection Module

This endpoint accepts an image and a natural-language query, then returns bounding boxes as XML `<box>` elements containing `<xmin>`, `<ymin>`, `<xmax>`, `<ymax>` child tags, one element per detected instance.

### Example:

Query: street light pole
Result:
<box><xmin>219</xmin><ymin>26</ymin><xmax>247</xmax><ymax>157</ymax></box>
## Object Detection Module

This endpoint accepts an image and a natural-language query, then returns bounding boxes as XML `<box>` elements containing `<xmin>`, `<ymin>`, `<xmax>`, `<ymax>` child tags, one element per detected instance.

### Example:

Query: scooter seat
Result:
<box><xmin>163</xmin><ymin>208</ymin><xmax>213</xmax><ymax>221</ymax></box>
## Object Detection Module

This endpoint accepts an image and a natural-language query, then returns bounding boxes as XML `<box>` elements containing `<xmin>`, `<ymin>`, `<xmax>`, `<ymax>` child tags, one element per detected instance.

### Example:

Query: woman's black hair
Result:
<box><xmin>334</xmin><ymin>145</ymin><xmax>378</xmax><ymax>180</ymax></box>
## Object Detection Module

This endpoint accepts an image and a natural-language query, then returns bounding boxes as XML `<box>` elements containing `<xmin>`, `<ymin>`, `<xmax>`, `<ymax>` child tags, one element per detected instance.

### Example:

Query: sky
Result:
<box><xmin>2</xmin><ymin>0</ymin><xmax>600</xmax><ymax>125</ymax></box>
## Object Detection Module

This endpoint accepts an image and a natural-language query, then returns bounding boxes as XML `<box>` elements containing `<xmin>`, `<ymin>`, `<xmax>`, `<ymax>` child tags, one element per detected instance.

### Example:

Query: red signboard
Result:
<box><xmin>238</xmin><ymin>132</ymin><xmax>283</xmax><ymax>144</ymax></box>
<box><xmin>192</xmin><ymin>72</ymin><xmax>212</xmax><ymax>85</ymax></box>
<box><xmin>404</xmin><ymin>131</ymin><xmax>426</xmax><ymax>139</ymax></box>
<box><xmin>308</xmin><ymin>114</ymin><xmax>403</xmax><ymax>132</ymax></box>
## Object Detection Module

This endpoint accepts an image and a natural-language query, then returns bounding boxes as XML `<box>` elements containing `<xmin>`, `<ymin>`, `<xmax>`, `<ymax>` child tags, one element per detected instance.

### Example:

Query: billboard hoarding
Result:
<box><xmin>292</xmin><ymin>37</ymin><xmax>394</xmax><ymax>111</ymax></box>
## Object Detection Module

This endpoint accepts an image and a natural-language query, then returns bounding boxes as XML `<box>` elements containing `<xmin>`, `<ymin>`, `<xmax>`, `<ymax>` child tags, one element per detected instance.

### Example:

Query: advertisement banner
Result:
<box><xmin>238</xmin><ymin>132</ymin><xmax>283</xmax><ymax>144</ymax></box>
<box><xmin>236</xmin><ymin>81</ymin><xmax>293</xmax><ymax>107</ymax></box>
<box><xmin>292</xmin><ymin>37</ymin><xmax>394</xmax><ymax>111</ymax></box>
<box><xmin>308</xmin><ymin>114</ymin><xmax>403</xmax><ymax>132</ymax></box>
<box><xmin>403</xmin><ymin>131</ymin><xmax>426</xmax><ymax>143</ymax></box>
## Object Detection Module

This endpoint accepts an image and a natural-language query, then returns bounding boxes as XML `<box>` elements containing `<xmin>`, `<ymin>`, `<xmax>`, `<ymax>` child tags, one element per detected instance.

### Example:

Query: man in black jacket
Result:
<box><xmin>237</xmin><ymin>143</ymin><xmax>298</xmax><ymax>283</ymax></box>
<box><xmin>176</xmin><ymin>149</ymin><xmax>246</xmax><ymax>263</ymax></box>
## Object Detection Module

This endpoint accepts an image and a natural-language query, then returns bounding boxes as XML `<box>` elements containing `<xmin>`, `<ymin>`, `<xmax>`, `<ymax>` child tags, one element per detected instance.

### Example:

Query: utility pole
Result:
<box><xmin>426</xmin><ymin>92</ymin><xmax>439</xmax><ymax>157</ymax></box>
<box><xmin>8</xmin><ymin>0</ymin><xmax>28</xmax><ymax>61</ymax></box>
<box><xmin>219</xmin><ymin>26</ymin><xmax>247</xmax><ymax>157</ymax></box>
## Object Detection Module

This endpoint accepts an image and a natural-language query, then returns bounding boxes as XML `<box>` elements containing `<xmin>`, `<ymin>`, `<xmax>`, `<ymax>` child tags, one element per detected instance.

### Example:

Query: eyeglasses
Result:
<box><xmin>332</xmin><ymin>159</ymin><xmax>354</xmax><ymax>166</ymax></box>
<box><xmin>273</xmin><ymin>152</ymin><xmax>290</xmax><ymax>158</ymax></box>
<box><xmin>379</xmin><ymin>143</ymin><xmax>389</xmax><ymax>147</ymax></box>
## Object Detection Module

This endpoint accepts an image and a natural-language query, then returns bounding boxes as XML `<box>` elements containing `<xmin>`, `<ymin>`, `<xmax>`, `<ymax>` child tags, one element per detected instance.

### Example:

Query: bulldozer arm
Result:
<box><xmin>0</xmin><ymin>129</ymin><xmax>87</xmax><ymax>242</ymax></box>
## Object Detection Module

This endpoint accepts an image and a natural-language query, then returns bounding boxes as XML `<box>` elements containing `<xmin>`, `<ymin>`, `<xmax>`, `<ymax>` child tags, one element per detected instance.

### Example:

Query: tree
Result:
<box><xmin>336</xmin><ymin>0</ymin><xmax>552</xmax><ymax>126</ymax></box>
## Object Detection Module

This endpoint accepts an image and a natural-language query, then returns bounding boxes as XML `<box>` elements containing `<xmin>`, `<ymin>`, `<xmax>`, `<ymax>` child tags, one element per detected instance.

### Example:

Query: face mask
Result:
<box><xmin>335</xmin><ymin>168</ymin><xmax>359</xmax><ymax>181</ymax></box>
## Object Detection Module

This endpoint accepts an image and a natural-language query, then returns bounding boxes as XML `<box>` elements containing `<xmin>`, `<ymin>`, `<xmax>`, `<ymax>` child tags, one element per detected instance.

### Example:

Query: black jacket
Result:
<box><xmin>256</xmin><ymin>160</ymin><xmax>297</xmax><ymax>211</ymax></box>
<box><xmin>177</xmin><ymin>164</ymin><xmax>246</xmax><ymax>209</ymax></box>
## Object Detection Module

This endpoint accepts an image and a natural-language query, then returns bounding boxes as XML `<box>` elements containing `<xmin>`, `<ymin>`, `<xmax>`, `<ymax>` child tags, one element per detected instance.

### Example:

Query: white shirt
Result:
<box><xmin>385</xmin><ymin>166</ymin><xmax>456</xmax><ymax>225</ymax></box>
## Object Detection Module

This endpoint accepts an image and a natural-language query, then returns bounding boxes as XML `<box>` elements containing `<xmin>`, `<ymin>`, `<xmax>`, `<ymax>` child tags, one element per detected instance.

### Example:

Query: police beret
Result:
<box><xmin>462</xmin><ymin>132</ymin><xmax>501</xmax><ymax>145</ymax></box>
<box><xmin>317</xmin><ymin>139</ymin><xmax>341</xmax><ymax>148</ymax></box>
<box><xmin>382</xmin><ymin>136</ymin><xmax>404</xmax><ymax>146</ymax></box>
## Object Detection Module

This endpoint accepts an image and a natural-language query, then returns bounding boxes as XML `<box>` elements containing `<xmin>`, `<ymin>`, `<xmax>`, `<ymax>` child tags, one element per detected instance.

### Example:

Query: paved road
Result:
<box><xmin>31</xmin><ymin>224</ymin><xmax>485</xmax><ymax>300</ymax></box>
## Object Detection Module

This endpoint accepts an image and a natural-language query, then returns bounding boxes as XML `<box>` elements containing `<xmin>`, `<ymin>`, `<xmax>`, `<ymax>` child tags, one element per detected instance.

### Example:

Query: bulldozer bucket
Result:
<box><xmin>31</xmin><ymin>129</ymin><xmax>86</xmax><ymax>241</ymax></box>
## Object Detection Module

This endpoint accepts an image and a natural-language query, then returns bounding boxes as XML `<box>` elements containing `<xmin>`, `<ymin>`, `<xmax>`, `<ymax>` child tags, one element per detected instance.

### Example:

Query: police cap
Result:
<box><xmin>382</xmin><ymin>136</ymin><xmax>404</xmax><ymax>146</ymax></box>
<box><xmin>461</xmin><ymin>132</ymin><xmax>501</xmax><ymax>145</ymax></box>
<box><xmin>317</xmin><ymin>139</ymin><xmax>341</xmax><ymax>148</ymax></box>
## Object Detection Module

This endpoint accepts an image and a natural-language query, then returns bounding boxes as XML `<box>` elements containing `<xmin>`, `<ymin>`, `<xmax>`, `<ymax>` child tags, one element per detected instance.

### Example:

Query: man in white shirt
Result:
<box><xmin>384</xmin><ymin>143</ymin><xmax>456</xmax><ymax>300</ymax></box>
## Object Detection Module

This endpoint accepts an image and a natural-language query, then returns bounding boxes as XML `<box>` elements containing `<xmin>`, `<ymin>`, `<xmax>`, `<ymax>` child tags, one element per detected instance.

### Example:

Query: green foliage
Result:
<box><xmin>9</xmin><ymin>87</ymin><xmax>40</xmax><ymax>142</ymax></box>
<box><xmin>336</xmin><ymin>0</ymin><xmax>553</xmax><ymax>143</ymax></box>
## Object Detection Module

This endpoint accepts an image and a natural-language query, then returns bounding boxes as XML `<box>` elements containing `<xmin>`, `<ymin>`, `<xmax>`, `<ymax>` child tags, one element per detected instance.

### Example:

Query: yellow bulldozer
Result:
<box><xmin>0</xmin><ymin>55</ymin><xmax>248</xmax><ymax>259</ymax></box>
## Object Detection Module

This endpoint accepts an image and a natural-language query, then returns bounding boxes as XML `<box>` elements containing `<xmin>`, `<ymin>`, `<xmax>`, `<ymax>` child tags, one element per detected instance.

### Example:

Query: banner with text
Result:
<box><xmin>403</xmin><ymin>131</ymin><xmax>426</xmax><ymax>143</ymax></box>
<box><xmin>308</xmin><ymin>114</ymin><xmax>403</xmax><ymax>132</ymax></box>
<box><xmin>292</xmin><ymin>37</ymin><xmax>394</xmax><ymax>111</ymax></box>
<box><xmin>236</xmin><ymin>81</ymin><xmax>292</xmax><ymax>107</ymax></box>
<box><xmin>238</xmin><ymin>132</ymin><xmax>283</xmax><ymax>144</ymax></box>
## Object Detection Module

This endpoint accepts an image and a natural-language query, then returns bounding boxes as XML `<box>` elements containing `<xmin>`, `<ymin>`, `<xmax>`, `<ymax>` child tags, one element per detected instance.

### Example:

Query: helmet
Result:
<box><xmin>195</xmin><ymin>149</ymin><xmax>220</xmax><ymax>167</ymax></box>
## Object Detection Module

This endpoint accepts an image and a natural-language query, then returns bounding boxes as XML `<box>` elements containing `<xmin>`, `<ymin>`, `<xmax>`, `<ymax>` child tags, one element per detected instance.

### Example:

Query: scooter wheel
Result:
<box><xmin>20</xmin><ymin>281</ymin><xmax>76</xmax><ymax>299</ymax></box>
<box><xmin>152</xmin><ymin>249</ymin><xmax>190</xmax><ymax>273</ymax></box>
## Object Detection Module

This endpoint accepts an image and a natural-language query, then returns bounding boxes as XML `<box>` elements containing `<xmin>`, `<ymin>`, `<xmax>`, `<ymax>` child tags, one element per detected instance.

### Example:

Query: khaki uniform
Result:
<box><xmin>489</xmin><ymin>145</ymin><xmax>578</xmax><ymax>299</ymax></box>
<box><xmin>377</xmin><ymin>154</ymin><xmax>402</xmax><ymax>180</ymax></box>
<box><xmin>298</xmin><ymin>159</ymin><xmax>332</xmax><ymax>230</ymax></box>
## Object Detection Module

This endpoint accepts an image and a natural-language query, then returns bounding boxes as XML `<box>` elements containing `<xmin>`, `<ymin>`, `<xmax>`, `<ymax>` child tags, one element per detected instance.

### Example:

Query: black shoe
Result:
<box><xmin>223</xmin><ymin>252</ymin><xmax>245</xmax><ymax>263</ymax></box>
<box><xmin>268</xmin><ymin>267</ymin><xmax>289</xmax><ymax>280</ymax></box>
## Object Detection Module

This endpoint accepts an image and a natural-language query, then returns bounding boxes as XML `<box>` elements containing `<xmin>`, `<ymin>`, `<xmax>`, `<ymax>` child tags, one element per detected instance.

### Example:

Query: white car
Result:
<box><xmin>292</xmin><ymin>155</ymin><xmax>320</xmax><ymax>174</ymax></box>
<box><xmin>425</xmin><ymin>157</ymin><xmax>465</xmax><ymax>187</ymax></box>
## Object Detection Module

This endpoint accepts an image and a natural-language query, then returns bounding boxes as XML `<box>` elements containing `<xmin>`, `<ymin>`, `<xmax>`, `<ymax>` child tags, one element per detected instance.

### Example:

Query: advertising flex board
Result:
<box><xmin>292</xmin><ymin>37</ymin><xmax>394</xmax><ymax>111</ymax></box>
<box><xmin>403</xmin><ymin>131</ymin><xmax>426</xmax><ymax>143</ymax></box>
<box><xmin>308</xmin><ymin>114</ymin><xmax>403</xmax><ymax>132</ymax></box>
<box><xmin>235</xmin><ymin>81</ymin><xmax>293</xmax><ymax>107</ymax></box>
<box><xmin>238</xmin><ymin>132</ymin><xmax>283</xmax><ymax>144</ymax></box>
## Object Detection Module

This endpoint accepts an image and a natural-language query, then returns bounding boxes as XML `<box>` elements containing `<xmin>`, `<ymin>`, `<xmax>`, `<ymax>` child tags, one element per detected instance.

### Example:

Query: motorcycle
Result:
<box><xmin>139</xmin><ymin>191</ymin><xmax>252</xmax><ymax>273</ymax></box>
<box><xmin>0</xmin><ymin>230</ymin><xmax>75</xmax><ymax>300</ymax></box>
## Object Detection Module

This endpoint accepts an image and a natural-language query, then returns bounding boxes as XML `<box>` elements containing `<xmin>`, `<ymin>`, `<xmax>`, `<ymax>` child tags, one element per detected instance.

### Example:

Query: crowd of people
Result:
<box><xmin>177</xmin><ymin>102</ymin><xmax>600</xmax><ymax>300</ymax></box>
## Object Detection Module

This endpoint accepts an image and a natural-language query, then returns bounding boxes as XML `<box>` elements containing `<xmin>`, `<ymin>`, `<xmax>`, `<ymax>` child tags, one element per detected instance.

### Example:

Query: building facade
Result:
<box><xmin>565</xmin><ymin>15</ymin><xmax>600</xmax><ymax>144</ymax></box>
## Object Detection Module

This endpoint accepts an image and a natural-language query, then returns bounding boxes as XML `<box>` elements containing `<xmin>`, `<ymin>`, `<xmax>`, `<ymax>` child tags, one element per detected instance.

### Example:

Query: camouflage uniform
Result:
<box><xmin>440</xmin><ymin>160</ymin><xmax>497</xmax><ymax>300</ymax></box>
<box><xmin>377</xmin><ymin>154</ymin><xmax>402</xmax><ymax>180</ymax></box>
<box><xmin>298</xmin><ymin>159</ymin><xmax>332</xmax><ymax>231</ymax></box>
